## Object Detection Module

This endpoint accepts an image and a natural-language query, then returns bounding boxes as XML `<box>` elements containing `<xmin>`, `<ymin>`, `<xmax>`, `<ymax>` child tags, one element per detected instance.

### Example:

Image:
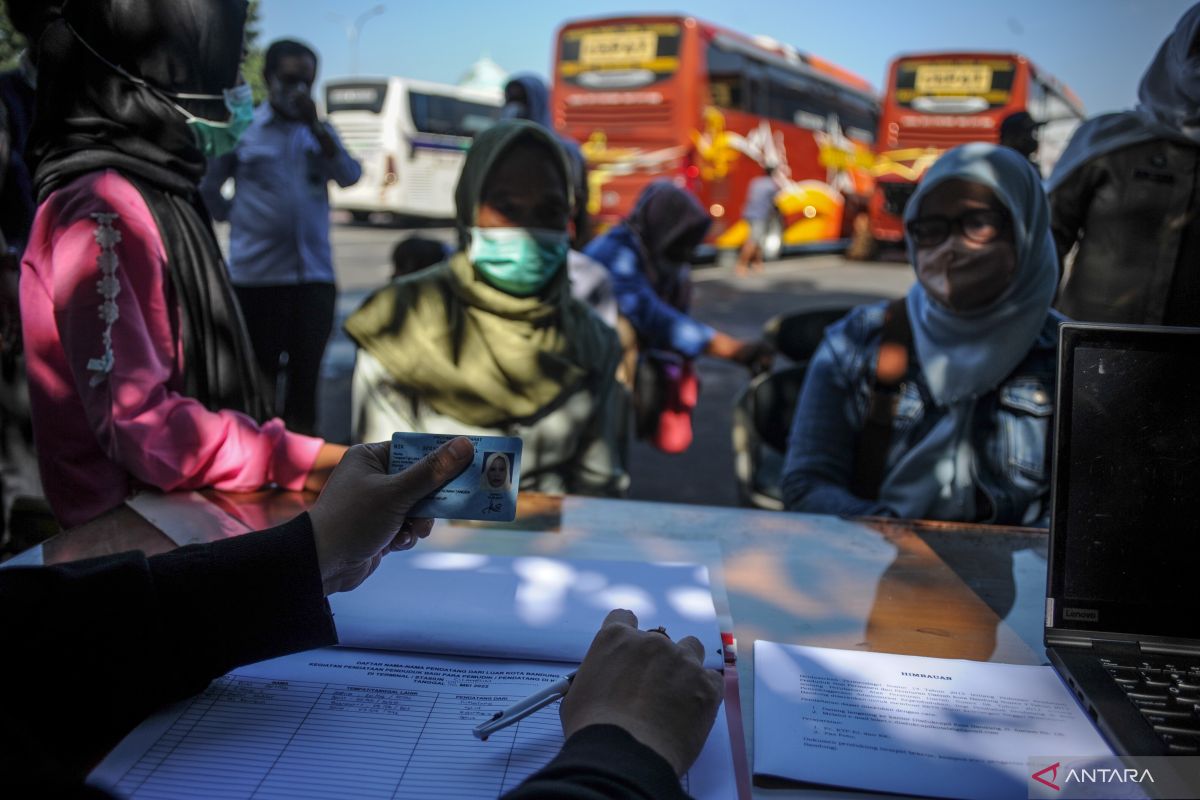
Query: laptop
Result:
<box><xmin>1045</xmin><ymin>322</ymin><xmax>1200</xmax><ymax>756</ymax></box>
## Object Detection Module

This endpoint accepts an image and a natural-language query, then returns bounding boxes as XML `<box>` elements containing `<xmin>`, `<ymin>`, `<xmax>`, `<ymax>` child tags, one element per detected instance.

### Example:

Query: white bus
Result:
<box><xmin>325</xmin><ymin>77</ymin><xmax>503</xmax><ymax>221</ymax></box>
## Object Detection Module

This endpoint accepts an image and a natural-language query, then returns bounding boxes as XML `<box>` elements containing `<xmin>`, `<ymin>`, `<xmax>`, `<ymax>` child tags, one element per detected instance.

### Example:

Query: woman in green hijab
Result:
<box><xmin>345</xmin><ymin>120</ymin><xmax>627</xmax><ymax>496</ymax></box>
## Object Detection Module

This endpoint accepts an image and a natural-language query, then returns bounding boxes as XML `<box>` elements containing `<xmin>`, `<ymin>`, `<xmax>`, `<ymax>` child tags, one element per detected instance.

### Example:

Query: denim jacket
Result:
<box><xmin>782</xmin><ymin>301</ymin><xmax>1063</xmax><ymax>525</ymax></box>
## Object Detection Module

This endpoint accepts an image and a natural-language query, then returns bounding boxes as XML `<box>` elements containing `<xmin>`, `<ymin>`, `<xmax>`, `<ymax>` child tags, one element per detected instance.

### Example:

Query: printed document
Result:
<box><xmin>754</xmin><ymin>641</ymin><xmax>1112</xmax><ymax>800</ymax></box>
<box><xmin>89</xmin><ymin>553</ymin><xmax>737</xmax><ymax>799</ymax></box>
<box><xmin>91</xmin><ymin>647</ymin><xmax>738</xmax><ymax>799</ymax></box>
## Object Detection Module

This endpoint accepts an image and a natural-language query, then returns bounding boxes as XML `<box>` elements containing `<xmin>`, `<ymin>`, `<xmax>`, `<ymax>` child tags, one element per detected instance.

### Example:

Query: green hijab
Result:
<box><xmin>345</xmin><ymin>120</ymin><xmax>616</xmax><ymax>428</ymax></box>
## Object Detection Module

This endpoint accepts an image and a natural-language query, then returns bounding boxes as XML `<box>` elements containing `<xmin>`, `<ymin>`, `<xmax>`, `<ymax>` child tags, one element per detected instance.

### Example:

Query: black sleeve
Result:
<box><xmin>1048</xmin><ymin>159</ymin><xmax>1101</xmax><ymax>271</ymax></box>
<box><xmin>0</xmin><ymin>513</ymin><xmax>336</xmax><ymax>793</ymax></box>
<box><xmin>502</xmin><ymin>724</ymin><xmax>692</xmax><ymax>800</ymax></box>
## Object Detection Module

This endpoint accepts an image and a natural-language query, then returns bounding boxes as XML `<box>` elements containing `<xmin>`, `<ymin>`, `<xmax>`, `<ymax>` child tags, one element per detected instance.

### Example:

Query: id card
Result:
<box><xmin>388</xmin><ymin>433</ymin><xmax>522</xmax><ymax>522</ymax></box>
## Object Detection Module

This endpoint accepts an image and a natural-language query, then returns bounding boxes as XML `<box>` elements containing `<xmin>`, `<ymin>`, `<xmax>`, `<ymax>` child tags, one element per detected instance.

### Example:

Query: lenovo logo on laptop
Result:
<box><xmin>1062</xmin><ymin>607</ymin><xmax>1099</xmax><ymax>623</ymax></box>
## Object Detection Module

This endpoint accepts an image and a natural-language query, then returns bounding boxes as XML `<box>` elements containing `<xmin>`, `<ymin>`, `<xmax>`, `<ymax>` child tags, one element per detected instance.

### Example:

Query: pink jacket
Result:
<box><xmin>21</xmin><ymin>170</ymin><xmax>323</xmax><ymax>528</ymax></box>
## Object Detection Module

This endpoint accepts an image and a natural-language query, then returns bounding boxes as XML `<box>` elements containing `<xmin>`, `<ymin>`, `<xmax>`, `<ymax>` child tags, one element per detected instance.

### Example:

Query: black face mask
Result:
<box><xmin>269</xmin><ymin>77</ymin><xmax>309</xmax><ymax>119</ymax></box>
<box><xmin>663</xmin><ymin>242</ymin><xmax>693</xmax><ymax>265</ymax></box>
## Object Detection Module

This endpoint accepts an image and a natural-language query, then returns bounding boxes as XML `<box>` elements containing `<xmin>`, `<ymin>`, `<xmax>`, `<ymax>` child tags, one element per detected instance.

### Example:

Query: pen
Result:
<box><xmin>473</xmin><ymin>671</ymin><xmax>577</xmax><ymax>740</ymax></box>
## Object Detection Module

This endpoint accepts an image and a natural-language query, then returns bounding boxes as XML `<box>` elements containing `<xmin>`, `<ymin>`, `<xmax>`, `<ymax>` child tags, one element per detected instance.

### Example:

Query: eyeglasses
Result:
<box><xmin>905</xmin><ymin>209</ymin><xmax>1009</xmax><ymax>248</ymax></box>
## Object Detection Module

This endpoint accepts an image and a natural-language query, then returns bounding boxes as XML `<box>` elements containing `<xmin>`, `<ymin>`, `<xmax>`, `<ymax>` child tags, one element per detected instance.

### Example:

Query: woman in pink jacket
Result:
<box><xmin>20</xmin><ymin>0</ymin><xmax>344</xmax><ymax>528</ymax></box>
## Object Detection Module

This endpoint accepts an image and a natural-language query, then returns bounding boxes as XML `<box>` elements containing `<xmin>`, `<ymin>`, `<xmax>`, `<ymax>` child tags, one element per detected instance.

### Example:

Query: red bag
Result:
<box><xmin>651</xmin><ymin>359</ymin><xmax>699</xmax><ymax>454</ymax></box>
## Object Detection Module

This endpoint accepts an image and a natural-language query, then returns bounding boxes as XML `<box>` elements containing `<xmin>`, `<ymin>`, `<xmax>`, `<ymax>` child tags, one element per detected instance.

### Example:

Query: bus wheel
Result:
<box><xmin>762</xmin><ymin>213</ymin><xmax>785</xmax><ymax>261</ymax></box>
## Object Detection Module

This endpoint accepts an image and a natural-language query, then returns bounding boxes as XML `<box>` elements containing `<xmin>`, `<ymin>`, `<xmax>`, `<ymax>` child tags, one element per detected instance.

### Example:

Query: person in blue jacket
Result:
<box><xmin>199</xmin><ymin>39</ymin><xmax>362</xmax><ymax>436</ymax></box>
<box><xmin>782</xmin><ymin>144</ymin><xmax>1063</xmax><ymax>525</ymax></box>
<box><xmin>584</xmin><ymin>181</ymin><xmax>772</xmax><ymax>451</ymax></box>
<box><xmin>585</xmin><ymin>181</ymin><xmax>772</xmax><ymax>368</ymax></box>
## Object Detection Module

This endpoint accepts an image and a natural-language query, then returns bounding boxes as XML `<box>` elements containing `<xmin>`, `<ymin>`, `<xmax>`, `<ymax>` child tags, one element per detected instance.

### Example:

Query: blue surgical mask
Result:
<box><xmin>179</xmin><ymin>83</ymin><xmax>255</xmax><ymax>158</ymax></box>
<box><xmin>469</xmin><ymin>227</ymin><xmax>569</xmax><ymax>296</ymax></box>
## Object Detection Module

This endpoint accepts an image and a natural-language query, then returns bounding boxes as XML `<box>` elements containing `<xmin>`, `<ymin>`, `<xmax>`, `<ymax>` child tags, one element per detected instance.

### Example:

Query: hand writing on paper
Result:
<box><xmin>560</xmin><ymin>608</ymin><xmax>723</xmax><ymax>776</ymax></box>
<box><xmin>308</xmin><ymin>438</ymin><xmax>475</xmax><ymax>595</ymax></box>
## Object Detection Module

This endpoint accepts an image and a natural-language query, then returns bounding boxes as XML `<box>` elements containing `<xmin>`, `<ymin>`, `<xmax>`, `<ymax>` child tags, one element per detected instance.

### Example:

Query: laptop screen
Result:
<box><xmin>1048</xmin><ymin>323</ymin><xmax>1200</xmax><ymax>641</ymax></box>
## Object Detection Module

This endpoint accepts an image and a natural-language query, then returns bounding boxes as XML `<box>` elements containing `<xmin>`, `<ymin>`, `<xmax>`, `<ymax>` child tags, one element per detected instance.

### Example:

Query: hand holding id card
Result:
<box><xmin>389</xmin><ymin>433</ymin><xmax>522</xmax><ymax>521</ymax></box>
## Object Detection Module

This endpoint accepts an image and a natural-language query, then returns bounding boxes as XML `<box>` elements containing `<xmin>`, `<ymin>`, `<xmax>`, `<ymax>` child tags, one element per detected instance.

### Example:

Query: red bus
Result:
<box><xmin>551</xmin><ymin>15</ymin><xmax>878</xmax><ymax>257</ymax></box>
<box><xmin>870</xmin><ymin>52</ymin><xmax>1085</xmax><ymax>245</ymax></box>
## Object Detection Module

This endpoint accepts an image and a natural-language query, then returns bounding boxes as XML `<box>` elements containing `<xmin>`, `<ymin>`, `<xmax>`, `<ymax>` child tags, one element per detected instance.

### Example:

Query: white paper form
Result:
<box><xmin>90</xmin><ymin>646</ymin><xmax>739</xmax><ymax>800</ymax></box>
<box><xmin>330</xmin><ymin>552</ymin><xmax>726</xmax><ymax>669</ymax></box>
<box><xmin>753</xmin><ymin>641</ymin><xmax>1113</xmax><ymax>800</ymax></box>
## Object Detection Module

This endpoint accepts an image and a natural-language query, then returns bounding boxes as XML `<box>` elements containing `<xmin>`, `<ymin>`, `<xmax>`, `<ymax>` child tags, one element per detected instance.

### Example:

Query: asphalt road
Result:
<box><xmin>314</xmin><ymin>222</ymin><xmax>915</xmax><ymax>508</ymax></box>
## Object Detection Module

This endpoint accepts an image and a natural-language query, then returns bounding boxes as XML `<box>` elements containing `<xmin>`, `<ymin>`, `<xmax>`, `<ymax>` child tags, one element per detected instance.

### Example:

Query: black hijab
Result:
<box><xmin>624</xmin><ymin>180</ymin><xmax>711</xmax><ymax>297</ymax></box>
<box><xmin>29</xmin><ymin>0</ymin><xmax>270</xmax><ymax>420</ymax></box>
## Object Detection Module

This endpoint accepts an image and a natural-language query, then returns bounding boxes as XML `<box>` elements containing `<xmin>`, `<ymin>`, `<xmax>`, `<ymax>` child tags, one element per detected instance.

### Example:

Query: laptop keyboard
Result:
<box><xmin>1102</xmin><ymin>656</ymin><xmax>1200</xmax><ymax>753</ymax></box>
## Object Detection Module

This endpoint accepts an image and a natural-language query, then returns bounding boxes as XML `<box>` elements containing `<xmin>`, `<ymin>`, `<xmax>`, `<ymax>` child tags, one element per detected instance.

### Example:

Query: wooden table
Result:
<box><xmin>27</xmin><ymin>489</ymin><xmax>1050</xmax><ymax>798</ymax></box>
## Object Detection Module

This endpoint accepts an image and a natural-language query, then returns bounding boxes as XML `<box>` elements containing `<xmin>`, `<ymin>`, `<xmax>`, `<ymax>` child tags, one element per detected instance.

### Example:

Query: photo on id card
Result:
<box><xmin>388</xmin><ymin>433</ymin><xmax>522</xmax><ymax>521</ymax></box>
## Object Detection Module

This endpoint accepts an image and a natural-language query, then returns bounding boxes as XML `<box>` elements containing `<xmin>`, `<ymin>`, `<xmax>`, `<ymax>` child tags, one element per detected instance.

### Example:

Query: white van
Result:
<box><xmin>325</xmin><ymin>77</ymin><xmax>502</xmax><ymax>221</ymax></box>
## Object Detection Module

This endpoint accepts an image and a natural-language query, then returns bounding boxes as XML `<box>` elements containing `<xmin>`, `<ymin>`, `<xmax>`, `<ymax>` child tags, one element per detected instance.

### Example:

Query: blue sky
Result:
<box><xmin>259</xmin><ymin>0</ymin><xmax>1195</xmax><ymax>115</ymax></box>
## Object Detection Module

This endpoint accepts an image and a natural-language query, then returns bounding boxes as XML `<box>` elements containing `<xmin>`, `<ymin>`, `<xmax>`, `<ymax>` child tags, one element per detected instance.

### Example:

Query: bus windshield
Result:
<box><xmin>870</xmin><ymin>52</ymin><xmax>1083</xmax><ymax>245</ymax></box>
<box><xmin>558</xmin><ymin>21</ymin><xmax>682</xmax><ymax>90</ymax></box>
<box><xmin>326</xmin><ymin>81</ymin><xmax>388</xmax><ymax>114</ymax></box>
<box><xmin>408</xmin><ymin>92</ymin><xmax>499</xmax><ymax>139</ymax></box>
<box><xmin>893</xmin><ymin>57</ymin><xmax>1017</xmax><ymax>114</ymax></box>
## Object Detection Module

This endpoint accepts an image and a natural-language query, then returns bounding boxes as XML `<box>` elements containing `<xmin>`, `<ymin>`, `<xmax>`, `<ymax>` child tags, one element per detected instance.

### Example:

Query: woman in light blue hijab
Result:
<box><xmin>782</xmin><ymin>143</ymin><xmax>1064</xmax><ymax>524</ymax></box>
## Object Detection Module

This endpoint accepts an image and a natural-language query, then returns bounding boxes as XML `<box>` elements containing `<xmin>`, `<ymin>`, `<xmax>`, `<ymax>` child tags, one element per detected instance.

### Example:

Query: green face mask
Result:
<box><xmin>181</xmin><ymin>83</ymin><xmax>256</xmax><ymax>158</ymax></box>
<box><xmin>469</xmin><ymin>227</ymin><xmax>569</xmax><ymax>296</ymax></box>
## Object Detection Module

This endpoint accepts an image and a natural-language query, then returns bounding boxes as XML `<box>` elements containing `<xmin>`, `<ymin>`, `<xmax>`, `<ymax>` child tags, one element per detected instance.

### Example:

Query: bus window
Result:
<box><xmin>1034</xmin><ymin>82</ymin><xmax>1087</xmax><ymax>176</ymax></box>
<box><xmin>707</xmin><ymin>45</ymin><xmax>749</xmax><ymax>111</ymax></box>
<box><xmin>765</xmin><ymin>65</ymin><xmax>833</xmax><ymax>128</ymax></box>
<box><xmin>836</xmin><ymin>92</ymin><xmax>878</xmax><ymax>144</ymax></box>
<box><xmin>895</xmin><ymin>59</ymin><xmax>1017</xmax><ymax>114</ymax></box>
<box><xmin>745</xmin><ymin>61</ymin><xmax>768</xmax><ymax>117</ymax></box>
<box><xmin>754</xmin><ymin>63</ymin><xmax>877</xmax><ymax>144</ymax></box>
<box><xmin>1026</xmin><ymin>77</ymin><xmax>1048</xmax><ymax>123</ymax></box>
<box><xmin>408</xmin><ymin>92</ymin><xmax>500</xmax><ymax>139</ymax></box>
<box><xmin>327</xmin><ymin>78</ymin><xmax>502</xmax><ymax>221</ymax></box>
<box><xmin>326</xmin><ymin>82</ymin><xmax>388</xmax><ymax>115</ymax></box>
<box><xmin>870</xmin><ymin>52</ymin><xmax>1084</xmax><ymax>244</ymax></box>
<box><xmin>559</xmin><ymin>22</ymin><xmax>682</xmax><ymax>90</ymax></box>
<box><xmin>1043</xmin><ymin>87</ymin><xmax>1079</xmax><ymax>122</ymax></box>
<box><xmin>555</xmin><ymin>15</ymin><xmax>877</xmax><ymax>252</ymax></box>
